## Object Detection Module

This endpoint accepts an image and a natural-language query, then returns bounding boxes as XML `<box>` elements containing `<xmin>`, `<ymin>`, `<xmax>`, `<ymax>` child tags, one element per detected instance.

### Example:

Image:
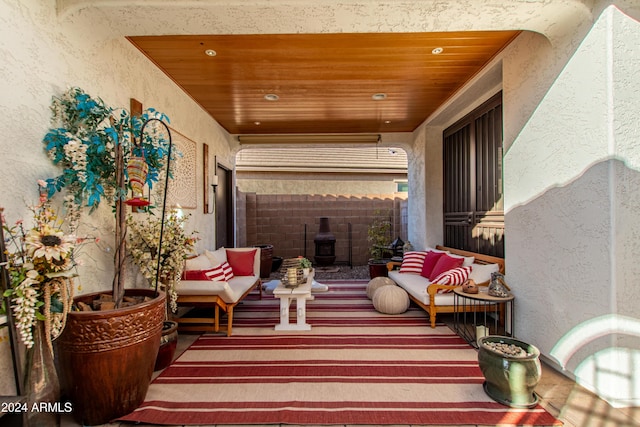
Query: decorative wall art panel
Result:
<box><xmin>167</xmin><ymin>128</ymin><xmax>197</xmax><ymax>209</ymax></box>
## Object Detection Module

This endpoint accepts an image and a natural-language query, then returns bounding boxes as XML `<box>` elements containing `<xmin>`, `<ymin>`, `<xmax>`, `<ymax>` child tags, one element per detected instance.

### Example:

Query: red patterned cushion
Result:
<box><xmin>399</xmin><ymin>251</ymin><xmax>427</xmax><ymax>274</ymax></box>
<box><xmin>420</xmin><ymin>251</ymin><xmax>445</xmax><ymax>278</ymax></box>
<box><xmin>226</xmin><ymin>249</ymin><xmax>256</xmax><ymax>276</ymax></box>
<box><xmin>429</xmin><ymin>254</ymin><xmax>464</xmax><ymax>281</ymax></box>
<box><xmin>433</xmin><ymin>266</ymin><xmax>472</xmax><ymax>292</ymax></box>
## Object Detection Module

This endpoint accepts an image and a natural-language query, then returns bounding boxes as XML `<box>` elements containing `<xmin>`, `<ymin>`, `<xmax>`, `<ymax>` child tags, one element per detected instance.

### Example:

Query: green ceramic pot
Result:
<box><xmin>477</xmin><ymin>335</ymin><xmax>541</xmax><ymax>408</ymax></box>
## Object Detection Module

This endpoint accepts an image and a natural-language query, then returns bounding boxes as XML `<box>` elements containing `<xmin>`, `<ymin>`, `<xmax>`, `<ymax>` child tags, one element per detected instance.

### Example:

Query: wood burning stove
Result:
<box><xmin>314</xmin><ymin>217</ymin><xmax>336</xmax><ymax>266</ymax></box>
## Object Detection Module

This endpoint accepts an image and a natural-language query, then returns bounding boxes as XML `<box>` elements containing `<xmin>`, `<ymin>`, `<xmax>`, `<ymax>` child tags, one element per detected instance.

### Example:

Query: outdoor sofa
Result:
<box><xmin>387</xmin><ymin>245</ymin><xmax>505</xmax><ymax>327</ymax></box>
<box><xmin>174</xmin><ymin>247</ymin><xmax>261</xmax><ymax>336</ymax></box>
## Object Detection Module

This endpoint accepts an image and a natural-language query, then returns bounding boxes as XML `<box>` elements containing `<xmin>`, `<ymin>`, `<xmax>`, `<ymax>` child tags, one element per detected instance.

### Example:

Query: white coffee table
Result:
<box><xmin>273</xmin><ymin>272</ymin><xmax>314</xmax><ymax>331</ymax></box>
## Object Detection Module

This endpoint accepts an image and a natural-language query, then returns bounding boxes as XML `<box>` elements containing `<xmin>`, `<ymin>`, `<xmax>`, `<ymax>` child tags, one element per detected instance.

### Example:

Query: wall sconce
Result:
<box><xmin>211</xmin><ymin>175</ymin><xmax>218</xmax><ymax>215</ymax></box>
<box><xmin>211</xmin><ymin>175</ymin><xmax>219</xmax><ymax>193</ymax></box>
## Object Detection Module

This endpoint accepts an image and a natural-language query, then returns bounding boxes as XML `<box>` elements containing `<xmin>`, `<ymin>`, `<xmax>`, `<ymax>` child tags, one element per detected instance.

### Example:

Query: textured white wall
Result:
<box><xmin>0</xmin><ymin>0</ymin><xmax>230</xmax><ymax>294</ymax></box>
<box><xmin>408</xmin><ymin>125</ymin><xmax>444</xmax><ymax>251</ymax></box>
<box><xmin>504</xmin><ymin>6</ymin><xmax>640</xmax><ymax>407</ymax></box>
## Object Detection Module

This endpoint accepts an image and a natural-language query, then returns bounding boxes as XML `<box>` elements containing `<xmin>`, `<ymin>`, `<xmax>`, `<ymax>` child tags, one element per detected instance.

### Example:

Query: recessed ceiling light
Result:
<box><xmin>432</xmin><ymin>47</ymin><xmax>444</xmax><ymax>55</ymax></box>
<box><xmin>384</xmin><ymin>120</ymin><xmax>392</xmax><ymax>124</ymax></box>
<box><xmin>372</xmin><ymin>93</ymin><xmax>387</xmax><ymax>100</ymax></box>
<box><xmin>264</xmin><ymin>94</ymin><xmax>279</xmax><ymax>101</ymax></box>
<box><xmin>254</xmin><ymin>121</ymin><xmax>261</xmax><ymax>125</ymax></box>
<box><xmin>204</xmin><ymin>49</ymin><xmax>217</xmax><ymax>57</ymax></box>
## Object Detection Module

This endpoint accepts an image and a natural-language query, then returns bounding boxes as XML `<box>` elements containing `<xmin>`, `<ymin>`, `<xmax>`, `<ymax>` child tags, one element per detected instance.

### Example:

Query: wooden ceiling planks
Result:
<box><xmin>127</xmin><ymin>31</ymin><xmax>519</xmax><ymax>135</ymax></box>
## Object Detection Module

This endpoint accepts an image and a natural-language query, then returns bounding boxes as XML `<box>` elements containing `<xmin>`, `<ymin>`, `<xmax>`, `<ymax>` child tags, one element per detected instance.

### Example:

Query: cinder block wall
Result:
<box><xmin>237</xmin><ymin>193</ymin><xmax>408</xmax><ymax>266</ymax></box>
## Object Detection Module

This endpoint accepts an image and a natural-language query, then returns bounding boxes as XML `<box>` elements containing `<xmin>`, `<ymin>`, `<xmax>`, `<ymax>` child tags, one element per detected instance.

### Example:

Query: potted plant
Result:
<box><xmin>127</xmin><ymin>210</ymin><xmax>198</xmax><ymax>370</ymax></box>
<box><xmin>477</xmin><ymin>335</ymin><xmax>542</xmax><ymax>408</ymax></box>
<box><xmin>298</xmin><ymin>256</ymin><xmax>313</xmax><ymax>277</ymax></box>
<box><xmin>39</xmin><ymin>87</ymin><xmax>174</xmax><ymax>425</ymax></box>
<box><xmin>367</xmin><ymin>210</ymin><xmax>392</xmax><ymax>279</ymax></box>
<box><xmin>1</xmin><ymin>195</ymin><xmax>95</xmax><ymax>427</ymax></box>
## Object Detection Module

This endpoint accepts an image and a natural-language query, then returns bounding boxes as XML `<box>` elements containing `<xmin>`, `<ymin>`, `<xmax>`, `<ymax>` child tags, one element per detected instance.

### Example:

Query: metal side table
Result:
<box><xmin>453</xmin><ymin>287</ymin><xmax>514</xmax><ymax>348</ymax></box>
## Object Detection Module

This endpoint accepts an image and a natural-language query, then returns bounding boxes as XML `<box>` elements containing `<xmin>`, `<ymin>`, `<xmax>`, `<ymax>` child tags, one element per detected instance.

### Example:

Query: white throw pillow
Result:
<box><xmin>424</xmin><ymin>247</ymin><xmax>448</xmax><ymax>254</ymax></box>
<box><xmin>205</xmin><ymin>247</ymin><xmax>227</xmax><ymax>266</ymax></box>
<box><xmin>468</xmin><ymin>263</ymin><xmax>500</xmax><ymax>284</ymax></box>
<box><xmin>184</xmin><ymin>254</ymin><xmax>214</xmax><ymax>271</ymax></box>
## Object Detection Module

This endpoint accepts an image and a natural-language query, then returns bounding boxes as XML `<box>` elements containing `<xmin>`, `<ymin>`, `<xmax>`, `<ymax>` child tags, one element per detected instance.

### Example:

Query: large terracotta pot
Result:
<box><xmin>477</xmin><ymin>335</ymin><xmax>541</xmax><ymax>408</ymax></box>
<box><xmin>57</xmin><ymin>289</ymin><xmax>165</xmax><ymax>425</ymax></box>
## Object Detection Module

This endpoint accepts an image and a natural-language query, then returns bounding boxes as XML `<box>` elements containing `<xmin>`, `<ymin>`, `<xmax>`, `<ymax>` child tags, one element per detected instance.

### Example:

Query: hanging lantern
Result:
<box><xmin>125</xmin><ymin>156</ymin><xmax>150</xmax><ymax>207</ymax></box>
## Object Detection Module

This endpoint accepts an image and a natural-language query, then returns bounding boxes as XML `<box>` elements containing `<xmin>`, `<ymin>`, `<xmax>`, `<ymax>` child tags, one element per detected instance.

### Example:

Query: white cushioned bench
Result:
<box><xmin>174</xmin><ymin>247</ymin><xmax>261</xmax><ymax>336</ymax></box>
<box><xmin>387</xmin><ymin>245</ymin><xmax>505</xmax><ymax>328</ymax></box>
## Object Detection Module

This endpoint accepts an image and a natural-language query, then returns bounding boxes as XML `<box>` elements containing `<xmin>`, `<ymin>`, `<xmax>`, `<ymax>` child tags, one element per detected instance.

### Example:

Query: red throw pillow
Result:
<box><xmin>420</xmin><ymin>251</ymin><xmax>445</xmax><ymax>278</ymax></box>
<box><xmin>433</xmin><ymin>266</ymin><xmax>472</xmax><ymax>293</ymax></box>
<box><xmin>429</xmin><ymin>254</ymin><xmax>464</xmax><ymax>281</ymax></box>
<box><xmin>399</xmin><ymin>251</ymin><xmax>428</xmax><ymax>274</ymax></box>
<box><xmin>225</xmin><ymin>249</ymin><xmax>256</xmax><ymax>276</ymax></box>
<box><xmin>182</xmin><ymin>269</ymin><xmax>209</xmax><ymax>280</ymax></box>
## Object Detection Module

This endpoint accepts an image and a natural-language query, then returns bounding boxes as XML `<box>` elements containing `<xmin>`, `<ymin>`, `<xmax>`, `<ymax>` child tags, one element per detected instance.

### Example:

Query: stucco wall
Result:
<box><xmin>0</xmin><ymin>0</ymin><xmax>228</xmax><ymax>294</ymax></box>
<box><xmin>406</xmin><ymin>2</ymin><xmax>640</xmax><ymax>408</ymax></box>
<box><xmin>503</xmin><ymin>7</ymin><xmax>640</xmax><ymax>407</ymax></box>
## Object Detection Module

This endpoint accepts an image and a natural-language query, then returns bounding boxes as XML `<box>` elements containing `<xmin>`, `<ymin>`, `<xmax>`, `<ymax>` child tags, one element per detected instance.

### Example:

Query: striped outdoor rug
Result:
<box><xmin>119</xmin><ymin>280</ymin><xmax>561</xmax><ymax>425</ymax></box>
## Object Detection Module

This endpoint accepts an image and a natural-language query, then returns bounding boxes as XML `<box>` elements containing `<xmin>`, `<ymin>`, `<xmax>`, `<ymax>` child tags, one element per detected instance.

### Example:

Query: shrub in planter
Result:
<box><xmin>477</xmin><ymin>335</ymin><xmax>542</xmax><ymax>408</ymax></box>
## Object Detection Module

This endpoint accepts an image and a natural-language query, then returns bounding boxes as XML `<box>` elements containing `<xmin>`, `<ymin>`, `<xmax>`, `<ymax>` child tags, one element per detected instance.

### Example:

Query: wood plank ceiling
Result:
<box><xmin>127</xmin><ymin>31</ymin><xmax>519</xmax><ymax>136</ymax></box>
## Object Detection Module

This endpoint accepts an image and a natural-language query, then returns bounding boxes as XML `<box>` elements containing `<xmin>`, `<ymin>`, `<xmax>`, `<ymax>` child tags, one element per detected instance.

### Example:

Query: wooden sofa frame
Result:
<box><xmin>173</xmin><ymin>280</ymin><xmax>261</xmax><ymax>337</ymax></box>
<box><xmin>387</xmin><ymin>245</ymin><xmax>505</xmax><ymax>328</ymax></box>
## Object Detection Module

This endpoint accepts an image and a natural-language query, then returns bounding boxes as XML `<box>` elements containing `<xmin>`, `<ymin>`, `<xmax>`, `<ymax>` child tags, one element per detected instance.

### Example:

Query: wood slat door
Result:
<box><xmin>443</xmin><ymin>93</ymin><xmax>504</xmax><ymax>257</ymax></box>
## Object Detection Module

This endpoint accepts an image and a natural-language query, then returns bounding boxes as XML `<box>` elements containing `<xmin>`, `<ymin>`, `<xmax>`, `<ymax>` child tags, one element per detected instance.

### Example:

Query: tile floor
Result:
<box><xmin>58</xmin><ymin>328</ymin><xmax>640</xmax><ymax>427</ymax></box>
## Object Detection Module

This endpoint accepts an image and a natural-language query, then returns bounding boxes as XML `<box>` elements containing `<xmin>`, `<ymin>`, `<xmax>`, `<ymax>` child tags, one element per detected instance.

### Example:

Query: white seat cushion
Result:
<box><xmin>389</xmin><ymin>270</ymin><xmax>455</xmax><ymax>306</ymax></box>
<box><xmin>176</xmin><ymin>275</ymin><xmax>258</xmax><ymax>303</ymax></box>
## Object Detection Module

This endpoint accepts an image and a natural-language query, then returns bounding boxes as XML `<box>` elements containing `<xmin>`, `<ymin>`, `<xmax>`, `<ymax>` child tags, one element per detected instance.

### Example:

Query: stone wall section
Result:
<box><xmin>237</xmin><ymin>193</ymin><xmax>408</xmax><ymax>266</ymax></box>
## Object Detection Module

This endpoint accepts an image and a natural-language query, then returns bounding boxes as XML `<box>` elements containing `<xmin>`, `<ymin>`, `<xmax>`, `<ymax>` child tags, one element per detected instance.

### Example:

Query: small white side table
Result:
<box><xmin>273</xmin><ymin>272</ymin><xmax>314</xmax><ymax>331</ymax></box>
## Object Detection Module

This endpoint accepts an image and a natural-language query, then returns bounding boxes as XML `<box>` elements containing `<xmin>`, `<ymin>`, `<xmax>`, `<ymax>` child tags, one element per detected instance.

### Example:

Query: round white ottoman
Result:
<box><xmin>366</xmin><ymin>276</ymin><xmax>396</xmax><ymax>299</ymax></box>
<box><xmin>373</xmin><ymin>285</ymin><xmax>410</xmax><ymax>314</ymax></box>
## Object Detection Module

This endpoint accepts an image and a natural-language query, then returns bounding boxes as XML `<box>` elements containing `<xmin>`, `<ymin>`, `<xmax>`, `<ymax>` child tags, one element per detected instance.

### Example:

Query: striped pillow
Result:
<box><xmin>194</xmin><ymin>261</ymin><xmax>235</xmax><ymax>282</ymax></box>
<box><xmin>220</xmin><ymin>261</ymin><xmax>234</xmax><ymax>281</ymax></box>
<box><xmin>399</xmin><ymin>251</ymin><xmax>427</xmax><ymax>274</ymax></box>
<box><xmin>433</xmin><ymin>266</ymin><xmax>472</xmax><ymax>293</ymax></box>
<box><xmin>203</xmin><ymin>265</ymin><xmax>227</xmax><ymax>282</ymax></box>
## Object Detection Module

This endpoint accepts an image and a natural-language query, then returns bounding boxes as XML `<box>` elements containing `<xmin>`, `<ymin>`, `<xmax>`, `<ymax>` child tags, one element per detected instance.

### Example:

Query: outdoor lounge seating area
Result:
<box><xmin>2</xmin><ymin>1</ymin><xmax>639</xmax><ymax>426</ymax></box>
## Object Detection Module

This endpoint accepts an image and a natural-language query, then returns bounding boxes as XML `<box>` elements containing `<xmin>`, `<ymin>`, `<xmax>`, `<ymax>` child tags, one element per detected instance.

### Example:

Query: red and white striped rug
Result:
<box><xmin>119</xmin><ymin>280</ymin><xmax>561</xmax><ymax>425</ymax></box>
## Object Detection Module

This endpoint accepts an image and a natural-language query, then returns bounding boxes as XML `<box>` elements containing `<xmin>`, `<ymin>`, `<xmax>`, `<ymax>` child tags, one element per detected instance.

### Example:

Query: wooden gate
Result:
<box><xmin>443</xmin><ymin>93</ymin><xmax>504</xmax><ymax>257</ymax></box>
